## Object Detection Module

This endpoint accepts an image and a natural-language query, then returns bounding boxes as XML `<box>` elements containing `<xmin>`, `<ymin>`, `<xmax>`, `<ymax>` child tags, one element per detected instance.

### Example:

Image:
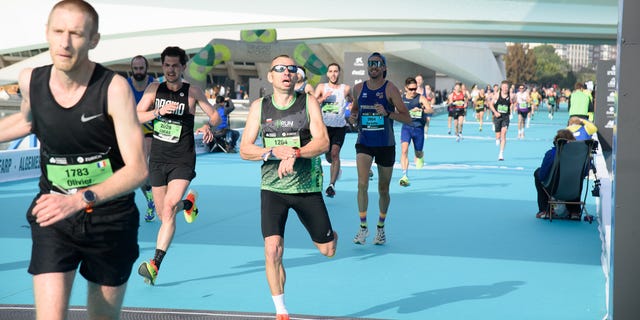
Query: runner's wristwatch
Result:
<box><xmin>82</xmin><ymin>190</ymin><xmax>96</xmax><ymax>213</ymax></box>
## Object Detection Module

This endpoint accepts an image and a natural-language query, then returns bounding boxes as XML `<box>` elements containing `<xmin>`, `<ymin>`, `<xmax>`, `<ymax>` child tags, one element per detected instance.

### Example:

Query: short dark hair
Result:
<box><xmin>130</xmin><ymin>55</ymin><xmax>149</xmax><ymax>69</ymax></box>
<box><xmin>327</xmin><ymin>63</ymin><xmax>341</xmax><ymax>72</ymax></box>
<box><xmin>215</xmin><ymin>95</ymin><xmax>226</xmax><ymax>104</ymax></box>
<box><xmin>161</xmin><ymin>46</ymin><xmax>188</xmax><ymax>65</ymax></box>
<box><xmin>405</xmin><ymin>77</ymin><xmax>417</xmax><ymax>86</ymax></box>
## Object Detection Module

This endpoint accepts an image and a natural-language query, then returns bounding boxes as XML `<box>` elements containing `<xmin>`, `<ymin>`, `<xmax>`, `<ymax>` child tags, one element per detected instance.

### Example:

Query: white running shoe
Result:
<box><xmin>353</xmin><ymin>227</ymin><xmax>369</xmax><ymax>245</ymax></box>
<box><xmin>373</xmin><ymin>227</ymin><xmax>386</xmax><ymax>245</ymax></box>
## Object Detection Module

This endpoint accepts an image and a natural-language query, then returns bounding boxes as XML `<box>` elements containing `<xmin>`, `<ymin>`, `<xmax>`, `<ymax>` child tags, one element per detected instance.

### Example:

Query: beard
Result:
<box><xmin>133</xmin><ymin>73</ymin><xmax>146</xmax><ymax>81</ymax></box>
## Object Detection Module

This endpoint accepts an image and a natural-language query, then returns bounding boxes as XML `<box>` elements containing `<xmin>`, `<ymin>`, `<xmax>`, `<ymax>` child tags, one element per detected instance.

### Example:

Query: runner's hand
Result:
<box><xmin>33</xmin><ymin>193</ymin><xmax>84</xmax><ymax>227</ymax></box>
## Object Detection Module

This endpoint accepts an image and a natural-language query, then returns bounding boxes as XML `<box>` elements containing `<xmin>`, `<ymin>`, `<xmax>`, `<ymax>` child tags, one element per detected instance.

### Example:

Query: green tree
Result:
<box><xmin>531</xmin><ymin>45</ymin><xmax>570</xmax><ymax>86</ymax></box>
<box><xmin>561</xmin><ymin>71</ymin><xmax>577</xmax><ymax>89</ymax></box>
<box><xmin>505</xmin><ymin>43</ymin><xmax>536</xmax><ymax>85</ymax></box>
<box><xmin>576</xmin><ymin>67</ymin><xmax>596</xmax><ymax>85</ymax></box>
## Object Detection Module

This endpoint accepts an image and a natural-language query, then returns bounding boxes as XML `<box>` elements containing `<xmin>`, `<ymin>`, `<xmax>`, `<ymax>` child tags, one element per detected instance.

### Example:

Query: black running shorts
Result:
<box><xmin>326</xmin><ymin>126</ymin><xmax>347</xmax><ymax>148</ymax></box>
<box><xmin>260</xmin><ymin>190</ymin><xmax>335</xmax><ymax>244</ymax></box>
<box><xmin>494</xmin><ymin>113</ymin><xmax>510</xmax><ymax>132</ymax></box>
<box><xmin>355</xmin><ymin>144</ymin><xmax>396</xmax><ymax>167</ymax></box>
<box><xmin>27</xmin><ymin>193</ymin><xmax>139</xmax><ymax>286</ymax></box>
<box><xmin>149</xmin><ymin>161</ymin><xmax>196</xmax><ymax>186</ymax></box>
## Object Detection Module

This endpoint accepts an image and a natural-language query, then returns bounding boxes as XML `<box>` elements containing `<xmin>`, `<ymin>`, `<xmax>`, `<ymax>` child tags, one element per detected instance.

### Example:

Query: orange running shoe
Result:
<box><xmin>183</xmin><ymin>189</ymin><xmax>199</xmax><ymax>223</ymax></box>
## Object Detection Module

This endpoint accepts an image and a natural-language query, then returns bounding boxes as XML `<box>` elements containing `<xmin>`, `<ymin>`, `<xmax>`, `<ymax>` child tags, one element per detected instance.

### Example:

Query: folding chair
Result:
<box><xmin>209</xmin><ymin>133</ymin><xmax>229</xmax><ymax>153</ymax></box>
<box><xmin>541</xmin><ymin>139</ymin><xmax>596</xmax><ymax>223</ymax></box>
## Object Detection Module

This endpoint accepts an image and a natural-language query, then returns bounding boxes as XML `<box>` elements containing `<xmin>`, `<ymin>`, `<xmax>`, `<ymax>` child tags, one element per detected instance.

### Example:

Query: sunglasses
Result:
<box><xmin>368</xmin><ymin>60</ymin><xmax>384</xmax><ymax>68</ymax></box>
<box><xmin>406</xmin><ymin>87</ymin><xmax>417</xmax><ymax>91</ymax></box>
<box><xmin>271</xmin><ymin>65</ymin><xmax>298</xmax><ymax>73</ymax></box>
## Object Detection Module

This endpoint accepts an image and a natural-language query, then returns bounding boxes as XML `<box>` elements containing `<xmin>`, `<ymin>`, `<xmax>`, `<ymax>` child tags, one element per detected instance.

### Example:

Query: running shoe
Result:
<box><xmin>138</xmin><ymin>260</ymin><xmax>158</xmax><ymax>286</ymax></box>
<box><xmin>447</xmin><ymin>129</ymin><xmax>451</xmax><ymax>135</ymax></box>
<box><xmin>325</xmin><ymin>185</ymin><xmax>336</xmax><ymax>198</ymax></box>
<box><xmin>456</xmin><ymin>134</ymin><xmax>460</xmax><ymax>142</ymax></box>
<box><xmin>415</xmin><ymin>157</ymin><xmax>424</xmax><ymax>169</ymax></box>
<box><xmin>276</xmin><ymin>314</ymin><xmax>290</xmax><ymax>320</ymax></box>
<box><xmin>373</xmin><ymin>227</ymin><xmax>386</xmax><ymax>245</ymax></box>
<box><xmin>479</xmin><ymin>125</ymin><xmax>482</xmax><ymax>132</ymax></box>
<box><xmin>399</xmin><ymin>175</ymin><xmax>410</xmax><ymax>187</ymax></box>
<box><xmin>144</xmin><ymin>207</ymin><xmax>156</xmax><ymax>222</ymax></box>
<box><xmin>498</xmin><ymin>152</ymin><xmax>504</xmax><ymax>161</ymax></box>
<box><xmin>353</xmin><ymin>227</ymin><xmax>369</xmax><ymax>245</ymax></box>
<box><xmin>183</xmin><ymin>189</ymin><xmax>199</xmax><ymax>223</ymax></box>
<box><xmin>144</xmin><ymin>189</ymin><xmax>154</xmax><ymax>208</ymax></box>
<box><xmin>143</xmin><ymin>190</ymin><xmax>156</xmax><ymax>222</ymax></box>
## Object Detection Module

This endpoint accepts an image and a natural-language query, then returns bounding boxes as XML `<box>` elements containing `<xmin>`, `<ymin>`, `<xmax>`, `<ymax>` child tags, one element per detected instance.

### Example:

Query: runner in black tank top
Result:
<box><xmin>0</xmin><ymin>3</ymin><xmax>149</xmax><ymax>317</ymax></box>
<box><xmin>134</xmin><ymin>46</ymin><xmax>220</xmax><ymax>286</ymax></box>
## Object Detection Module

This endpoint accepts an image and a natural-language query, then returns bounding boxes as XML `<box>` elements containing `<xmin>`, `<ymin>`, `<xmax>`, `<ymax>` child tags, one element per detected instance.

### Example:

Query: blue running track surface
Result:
<box><xmin>0</xmin><ymin>109</ymin><xmax>606</xmax><ymax>320</ymax></box>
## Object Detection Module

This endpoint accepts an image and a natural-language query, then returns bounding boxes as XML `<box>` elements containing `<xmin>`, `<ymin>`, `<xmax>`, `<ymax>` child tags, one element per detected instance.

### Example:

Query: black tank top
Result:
<box><xmin>260</xmin><ymin>92</ymin><xmax>311</xmax><ymax>148</ymax></box>
<box><xmin>495</xmin><ymin>91</ymin><xmax>511</xmax><ymax>114</ymax></box>
<box><xmin>150</xmin><ymin>82</ymin><xmax>195</xmax><ymax>165</ymax></box>
<box><xmin>260</xmin><ymin>93</ymin><xmax>321</xmax><ymax>193</ymax></box>
<box><xmin>30</xmin><ymin>64</ymin><xmax>127</xmax><ymax>195</ymax></box>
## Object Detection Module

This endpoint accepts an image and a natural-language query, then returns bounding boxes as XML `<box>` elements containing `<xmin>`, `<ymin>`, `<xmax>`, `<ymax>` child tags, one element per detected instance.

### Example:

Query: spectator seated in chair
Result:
<box><xmin>198</xmin><ymin>95</ymin><xmax>240</xmax><ymax>152</ymax></box>
<box><xmin>533</xmin><ymin>129</ymin><xmax>584</xmax><ymax>220</ymax></box>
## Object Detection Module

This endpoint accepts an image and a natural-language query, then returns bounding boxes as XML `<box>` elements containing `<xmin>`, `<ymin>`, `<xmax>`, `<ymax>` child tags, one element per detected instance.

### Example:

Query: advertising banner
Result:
<box><xmin>0</xmin><ymin>148</ymin><xmax>40</xmax><ymax>183</ymax></box>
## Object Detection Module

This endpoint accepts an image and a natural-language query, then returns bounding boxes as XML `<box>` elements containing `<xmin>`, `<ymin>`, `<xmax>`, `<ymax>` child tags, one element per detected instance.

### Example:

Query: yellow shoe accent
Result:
<box><xmin>416</xmin><ymin>157</ymin><xmax>424</xmax><ymax>169</ymax></box>
<box><xmin>183</xmin><ymin>189</ymin><xmax>199</xmax><ymax>223</ymax></box>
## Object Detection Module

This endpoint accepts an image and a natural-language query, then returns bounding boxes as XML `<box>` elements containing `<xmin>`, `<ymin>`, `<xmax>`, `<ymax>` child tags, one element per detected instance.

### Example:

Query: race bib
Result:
<box><xmin>263</xmin><ymin>133</ymin><xmax>301</xmax><ymax>148</ymax></box>
<box><xmin>360</xmin><ymin>105</ymin><xmax>384</xmax><ymax>131</ymax></box>
<box><xmin>321</xmin><ymin>102</ymin><xmax>341</xmax><ymax>114</ymax></box>
<box><xmin>46</xmin><ymin>155</ymin><xmax>113</xmax><ymax>191</ymax></box>
<box><xmin>153</xmin><ymin>118</ymin><xmax>183</xmax><ymax>143</ymax></box>
<box><xmin>497</xmin><ymin>104</ymin><xmax>509</xmax><ymax>113</ymax></box>
<box><xmin>409</xmin><ymin>109</ymin><xmax>423</xmax><ymax>119</ymax></box>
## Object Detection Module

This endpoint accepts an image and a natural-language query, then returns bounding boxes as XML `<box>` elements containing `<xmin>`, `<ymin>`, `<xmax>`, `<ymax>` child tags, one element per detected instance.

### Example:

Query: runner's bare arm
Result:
<box><xmin>192</xmin><ymin>85</ymin><xmax>221</xmax><ymax>127</ymax></box>
<box><xmin>0</xmin><ymin>68</ymin><xmax>33</xmax><ymax>143</ymax></box>
<box><xmin>136</xmin><ymin>82</ymin><xmax>160</xmax><ymax>123</ymax></box>
<box><xmin>386</xmin><ymin>82</ymin><xmax>412</xmax><ymax>125</ymax></box>
<box><xmin>239</xmin><ymin>98</ymin><xmax>266</xmax><ymax>161</ymax></box>
<box><xmin>97</xmin><ymin>74</ymin><xmax>148</xmax><ymax>203</ymax></box>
